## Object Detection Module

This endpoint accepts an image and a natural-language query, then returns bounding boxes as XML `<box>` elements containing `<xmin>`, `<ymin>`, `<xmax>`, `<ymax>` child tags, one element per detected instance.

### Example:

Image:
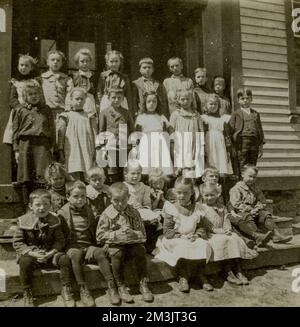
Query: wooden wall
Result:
<box><xmin>239</xmin><ymin>0</ymin><xmax>300</xmax><ymax>178</ymax></box>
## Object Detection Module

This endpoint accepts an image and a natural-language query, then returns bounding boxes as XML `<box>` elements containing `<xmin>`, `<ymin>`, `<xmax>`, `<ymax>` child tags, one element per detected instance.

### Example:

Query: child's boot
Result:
<box><xmin>272</xmin><ymin>229</ymin><xmax>292</xmax><ymax>244</ymax></box>
<box><xmin>139</xmin><ymin>277</ymin><xmax>154</xmax><ymax>302</ymax></box>
<box><xmin>236</xmin><ymin>272</ymin><xmax>250</xmax><ymax>285</ymax></box>
<box><xmin>23</xmin><ymin>288</ymin><xmax>34</xmax><ymax>307</ymax></box>
<box><xmin>118</xmin><ymin>284</ymin><xmax>134</xmax><ymax>303</ymax></box>
<box><xmin>199</xmin><ymin>273</ymin><xmax>214</xmax><ymax>292</ymax></box>
<box><xmin>107</xmin><ymin>281</ymin><xmax>121</xmax><ymax>305</ymax></box>
<box><xmin>253</xmin><ymin>231</ymin><xmax>273</xmax><ymax>247</ymax></box>
<box><xmin>226</xmin><ymin>270</ymin><xmax>243</xmax><ymax>285</ymax></box>
<box><xmin>178</xmin><ymin>277</ymin><xmax>190</xmax><ymax>293</ymax></box>
<box><xmin>80</xmin><ymin>284</ymin><xmax>95</xmax><ymax>307</ymax></box>
<box><xmin>61</xmin><ymin>284</ymin><xmax>75</xmax><ymax>307</ymax></box>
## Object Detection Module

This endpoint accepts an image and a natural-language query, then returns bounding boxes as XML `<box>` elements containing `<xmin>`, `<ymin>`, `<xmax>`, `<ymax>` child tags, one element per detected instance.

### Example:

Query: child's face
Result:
<box><xmin>111</xmin><ymin>190</ymin><xmax>129</xmax><ymax>212</ymax></box>
<box><xmin>18</xmin><ymin>58</ymin><xmax>33</xmax><ymax>75</ymax></box>
<box><xmin>78</xmin><ymin>54</ymin><xmax>91</xmax><ymax>72</ymax></box>
<box><xmin>26</xmin><ymin>88</ymin><xmax>40</xmax><ymax>105</ymax></box>
<box><xmin>195</xmin><ymin>71</ymin><xmax>207</xmax><ymax>86</ymax></box>
<box><xmin>30</xmin><ymin>197</ymin><xmax>51</xmax><ymax>218</ymax></box>
<box><xmin>214</xmin><ymin>79</ymin><xmax>225</xmax><ymax>94</ymax></box>
<box><xmin>71</xmin><ymin>91</ymin><xmax>86</xmax><ymax>110</ymax></box>
<box><xmin>168</xmin><ymin>59</ymin><xmax>182</xmax><ymax>76</ymax></box>
<box><xmin>178</xmin><ymin>93</ymin><xmax>192</xmax><ymax>110</ymax></box>
<box><xmin>50</xmin><ymin>173</ymin><xmax>65</xmax><ymax>189</ymax></box>
<box><xmin>175</xmin><ymin>184</ymin><xmax>193</xmax><ymax>206</ymax></box>
<box><xmin>238</xmin><ymin>95</ymin><xmax>252</xmax><ymax>109</ymax></box>
<box><xmin>125</xmin><ymin>168</ymin><xmax>142</xmax><ymax>185</ymax></box>
<box><xmin>47</xmin><ymin>53</ymin><xmax>63</xmax><ymax>72</ymax></box>
<box><xmin>89</xmin><ymin>174</ymin><xmax>105</xmax><ymax>192</ymax></box>
<box><xmin>206</xmin><ymin>98</ymin><xmax>219</xmax><ymax>115</ymax></box>
<box><xmin>152</xmin><ymin>179</ymin><xmax>165</xmax><ymax>191</ymax></box>
<box><xmin>201</xmin><ymin>189</ymin><xmax>219</xmax><ymax>206</ymax></box>
<box><xmin>68</xmin><ymin>187</ymin><xmax>87</xmax><ymax>209</ymax></box>
<box><xmin>242</xmin><ymin>169</ymin><xmax>257</xmax><ymax>186</ymax></box>
<box><xmin>107</xmin><ymin>54</ymin><xmax>121</xmax><ymax>72</ymax></box>
<box><xmin>202</xmin><ymin>172</ymin><xmax>219</xmax><ymax>184</ymax></box>
<box><xmin>145</xmin><ymin>94</ymin><xmax>158</xmax><ymax>113</ymax></box>
<box><xmin>140</xmin><ymin>63</ymin><xmax>154</xmax><ymax>79</ymax></box>
<box><xmin>109</xmin><ymin>92</ymin><xmax>124</xmax><ymax>108</ymax></box>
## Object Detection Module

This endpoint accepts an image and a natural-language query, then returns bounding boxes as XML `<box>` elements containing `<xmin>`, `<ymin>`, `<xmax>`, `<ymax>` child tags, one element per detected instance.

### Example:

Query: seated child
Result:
<box><xmin>201</xmin><ymin>167</ymin><xmax>223</xmax><ymax>203</ymax></box>
<box><xmin>58</xmin><ymin>181</ymin><xmax>118</xmax><ymax>306</ymax></box>
<box><xmin>228</xmin><ymin>166</ymin><xmax>292</xmax><ymax>247</ymax></box>
<box><xmin>199</xmin><ymin>183</ymin><xmax>257</xmax><ymax>286</ymax></box>
<box><xmin>13</xmin><ymin>189</ymin><xmax>74</xmax><ymax>307</ymax></box>
<box><xmin>123</xmin><ymin>160</ymin><xmax>162</xmax><ymax>254</ymax></box>
<box><xmin>45</xmin><ymin>162</ymin><xmax>70</xmax><ymax>213</ymax></box>
<box><xmin>154</xmin><ymin>177</ymin><xmax>213</xmax><ymax>293</ymax></box>
<box><xmin>148</xmin><ymin>168</ymin><xmax>168</xmax><ymax>210</ymax></box>
<box><xmin>96</xmin><ymin>182</ymin><xmax>154</xmax><ymax>303</ymax></box>
<box><xmin>86</xmin><ymin>167</ymin><xmax>110</xmax><ymax>218</ymax></box>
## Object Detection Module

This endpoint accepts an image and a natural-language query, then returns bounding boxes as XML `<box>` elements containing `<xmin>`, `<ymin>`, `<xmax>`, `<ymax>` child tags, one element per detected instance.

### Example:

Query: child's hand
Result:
<box><xmin>15</xmin><ymin>151</ymin><xmax>19</xmax><ymax>164</ymax></box>
<box><xmin>29</xmin><ymin>250</ymin><xmax>46</xmax><ymax>259</ymax></box>
<box><xmin>224</xmin><ymin>227</ymin><xmax>232</xmax><ymax>235</ymax></box>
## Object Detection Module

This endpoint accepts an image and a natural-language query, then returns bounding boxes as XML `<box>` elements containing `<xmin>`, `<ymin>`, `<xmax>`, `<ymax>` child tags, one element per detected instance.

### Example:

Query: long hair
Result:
<box><xmin>141</xmin><ymin>91</ymin><xmax>162</xmax><ymax>115</ymax></box>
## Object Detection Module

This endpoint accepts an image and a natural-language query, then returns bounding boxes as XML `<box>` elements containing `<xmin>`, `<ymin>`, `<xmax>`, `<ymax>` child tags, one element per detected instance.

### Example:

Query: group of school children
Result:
<box><xmin>4</xmin><ymin>48</ymin><xmax>293</xmax><ymax>307</ymax></box>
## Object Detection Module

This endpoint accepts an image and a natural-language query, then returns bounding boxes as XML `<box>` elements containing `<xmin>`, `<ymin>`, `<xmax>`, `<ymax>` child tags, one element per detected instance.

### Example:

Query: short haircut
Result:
<box><xmin>241</xmin><ymin>165</ymin><xmax>258</xmax><ymax>175</ymax></box>
<box><xmin>237</xmin><ymin>87</ymin><xmax>252</xmax><ymax>99</ymax></box>
<box><xmin>202</xmin><ymin>167</ymin><xmax>220</xmax><ymax>178</ymax></box>
<box><xmin>18</xmin><ymin>54</ymin><xmax>38</xmax><ymax>68</ymax></box>
<box><xmin>107</xmin><ymin>87</ymin><xmax>124</xmax><ymax>96</ymax></box>
<box><xmin>29</xmin><ymin>189</ymin><xmax>51</xmax><ymax>205</ymax></box>
<box><xmin>124</xmin><ymin>159</ymin><xmax>142</xmax><ymax>174</ymax></box>
<box><xmin>45</xmin><ymin>162</ymin><xmax>70</xmax><ymax>182</ymax></box>
<box><xmin>47</xmin><ymin>50</ymin><xmax>66</xmax><ymax>62</ymax></box>
<box><xmin>174</xmin><ymin>176</ymin><xmax>194</xmax><ymax>192</ymax></box>
<box><xmin>148</xmin><ymin>168</ymin><xmax>167</xmax><ymax>187</ymax></box>
<box><xmin>105</xmin><ymin>50</ymin><xmax>124</xmax><ymax>71</ymax></box>
<box><xmin>69</xmin><ymin>87</ymin><xmax>87</xmax><ymax>98</ymax></box>
<box><xmin>74</xmin><ymin>48</ymin><xmax>93</xmax><ymax>64</ymax></box>
<box><xmin>213</xmin><ymin>76</ymin><xmax>225</xmax><ymax>85</ymax></box>
<box><xmin>22</xmin><ymin>80</ymin><xmax>42</xmax><ymax>102</ymax></box>
<box><xmin>194</xmin><ymin>67</ymin><xmax>207</xmax><ymax>75</ymax></box>
<box><xmin>139</xmin><ymin>57</ymin><xmax>154</xmax><ymax>67</ymax></box>
<box><xmin>167</xmin><ymin>57</ymin><xmax>183</xmax><ymax>67</ymax></box>
<box><xmin>109</xmin><ymin>182</ymin><xmax>129</xmax><ymax>197</ymax></box>
<box><xmin>199</xmin><ymin>182</ymin><xmax>221</xmax><ymax>195</ymax></box>
<box><xmin>66</xmin><ymin>180</ymin><xmax>86</xmax><ymax>196</ymax></box>
<box><xmin>87</xmin><ymin>166</ymin><xmax>106</xmax><ymax>179</ymax></box>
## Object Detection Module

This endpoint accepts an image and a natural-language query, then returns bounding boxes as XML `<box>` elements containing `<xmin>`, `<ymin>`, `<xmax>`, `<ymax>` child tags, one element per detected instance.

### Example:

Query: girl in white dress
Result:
<box><xmin>135</xmin><ymin>91</ymin><xmax>173</xmax><ymax>176</ymax></box>
<box><xmin>201</xmin><ymin>94</ymin><xmax>233</xmax><ymax>175</ymax></box>
<box><xmin>57</xmin><ymin>87</ymin><xmax>97</xmax><ymax>181</ymax></box>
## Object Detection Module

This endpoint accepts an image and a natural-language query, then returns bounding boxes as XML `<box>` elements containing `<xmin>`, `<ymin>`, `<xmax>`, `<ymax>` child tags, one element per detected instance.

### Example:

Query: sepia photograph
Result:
<box><xmin>0</xmin><ymin>0</ymin><xmax>300</xmax><ymax>312</ymax></box>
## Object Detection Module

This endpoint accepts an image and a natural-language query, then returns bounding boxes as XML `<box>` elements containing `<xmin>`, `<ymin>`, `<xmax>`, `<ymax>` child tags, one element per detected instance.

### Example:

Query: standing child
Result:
<box><xmin>213</xmin><ymin>76</ymin><xmax>231</xmax><ymax>116</ymax></box>
<box><xmin>229</xmin><ymin>88</ymin><xmax>265</xmax><ymax>174</ymax></box>
<box><xmin>163</xmin><ymin>57</ymin><xmax>194</xmax><ymax>115</ymax></box>
<box><xmin>132</xmin><ymin>57</ymin><xmax>169</xmax><ymax>118</ymax></box>
<box><xmin>170</xmin><ymin>89</ymin><xmax>205</xmax><ymax>178</ymax></box>
<box><xmin>229</xmin><ymin>166</ymin><xmax>292</xmax><ymax>246</ymax></box>
<box><xmin>154</xmin><ymin>177</ymin><xmax>212</xmax><ymax>292</ymax></box>
<box><xmin>12</xmin><ymin>81</ymin><xmax>54</xmax><ymax>202</ymax></box>
<box><xmin>57</xmin><ymin>87</ymin><xmax>96</xmax><ymax>181</ymax></box>
<box><xmin>193</xmin><ymin>67</ymin><xmax>211</xmax><ymax>114</ymax></box>
<box><xmin>135</xmin><ymin>91</ymin><xmax>173</xmax><ymax>176</ymax></box>
<box><xmin>199</xmin><ymin>183</ymin><xmax>257</xmax><ymax>286</ymax></box>
<box><xmin>201</xmin><ymin>94</ymin><xmax>233</xmax><ymax>176</ymax></box>
<box><xmin>123</xmin><ymin>160</ymin><xmax>161</xmax><ymax>253</ymax></box>
<box><xmin>45</xmin><ymin>162</ymin><xmax>69</xmax><ymax>213</ymax></box>
<box><xmin>13</xmin><ymin>189</ymin><xmax>74</xmax><ymax>307</ymax></box>
<box><xmin>86</xmin><ymin>167</ymin><xmax>110</xmax><ymax>218</ymax></box>
<box><xmin>97</xmin><ymin>50</ymin><xmax>132</xmax><ymax>112</ymax></box>
<box><xmin>58</xmin><ymin>181</ymin><xmax>119</xmax><ymax>306</ymax></box>
<box><xmin>67</xmin><ymin>48</ymin><xmax>98</xmax><ymax>116</ymax></box>
<box><xmin>97</xmin><ymin>88</ymin><xmax>134</xmax><ymax>184</ymax></box>
<box><xmin>96</xmin><ymin>182</ymin><xmax>154</xmax><ymax>304</ymax></box>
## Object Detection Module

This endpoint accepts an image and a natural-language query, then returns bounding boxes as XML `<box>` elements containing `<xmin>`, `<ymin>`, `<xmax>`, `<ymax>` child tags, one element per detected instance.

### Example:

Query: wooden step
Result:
<box><xmin>1</xmin><ymin>235</ymin><xmax>300</xmax><ymax>300</ymax></box>
<box><xmin>273</xmin><ymin>216</ymin><xmax>294</xmax><ymax>236</ymax></box>
<box><xmin>292</xmin><ymin>223</ymin><xmax>300</xmax><ymax>235</ymax></box>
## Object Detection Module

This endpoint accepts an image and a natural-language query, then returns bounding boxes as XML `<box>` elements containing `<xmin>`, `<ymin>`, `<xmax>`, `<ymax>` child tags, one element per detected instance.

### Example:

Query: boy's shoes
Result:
<box><xmin>61</xmin><ymin>285</ymin><xmax>75</xmax><ymax>307</ymax></box>
<box><xmin>272</xmin><ymin>230</ymin><xmax>293</xmax><ymax>244</ymax></box>
<box><xmin>80</xmin><ymin>284</ymin><xmax>95</xmax><ymax>307</ymax></box>
<box><xmin>139</xmin><ymin>278</ymin><xmax>154</xmax><ymax>302</ymax></box>
<box><xmin>107</xmin><ymin>281</ymin><xmax>121</xmax><ymax>305</ymax></box>
<box><xmin>236</xmin><ymin>272</ymin><xmax>250</xmax><ymax>285</ymax></box>
<box><xmin>199</xmin><ymin>274</ymin><xmax>214</xmax><ymax>291</ymax></box>
<box><xmin>253</xmin><ymin>231</ymin><xmax>273</xmax><ymax>247</ymax></box>
<box><xmin>23</xmin><ymin>288</ymin><xmax>34</xmax><ymax>307</ymax></box>
<box><xmin>178</xmin><ymin>277</ymin><xmax>190</xmax><ymax>293</ymax></box>
<box><xmin>118</xmin><ymin>285</ymin><xmax>134</xmax><ymax>303</ymax></box>
<box><xmin>227</xmin><ymin>271</ymin><xmax>243</xmax><ymax>285</ymax></box>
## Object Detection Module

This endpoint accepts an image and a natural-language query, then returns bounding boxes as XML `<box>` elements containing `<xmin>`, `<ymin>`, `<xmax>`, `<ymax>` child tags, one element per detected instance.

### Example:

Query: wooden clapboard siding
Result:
<box><xmin>295</xmin><ymin>39</ymin><xmax>300</xmax><ymax>107</ymax></box>
<box><xmin>239</xmin><ymin>0</ymin><xmax>300</xmax><ymax>178</ymax></box>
